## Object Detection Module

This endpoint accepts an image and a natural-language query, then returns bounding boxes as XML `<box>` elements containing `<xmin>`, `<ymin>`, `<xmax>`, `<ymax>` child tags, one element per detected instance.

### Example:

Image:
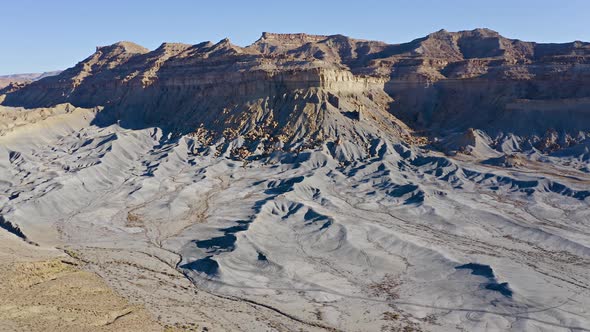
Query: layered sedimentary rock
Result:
<box><xmin>1</xmin><ymin>30</ymin><xmax>590</xmax><ymax>332</ymax></box>
<box><xmin>3</xmin><ymin>29</ymin><xmax>590</xmax><ymax>144</ymax></box>
<box><xmin>2</xmin><ymin>37</ymin><xmax>409</xmax><ymax>154</ymax></box>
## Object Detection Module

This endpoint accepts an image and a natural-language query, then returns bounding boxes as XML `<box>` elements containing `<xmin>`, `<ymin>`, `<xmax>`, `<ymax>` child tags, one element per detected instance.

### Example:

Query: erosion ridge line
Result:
<box><xmin>2</xmin><ymin>28</ymin><xmax>590</xmax><ymax>141</ymax></box>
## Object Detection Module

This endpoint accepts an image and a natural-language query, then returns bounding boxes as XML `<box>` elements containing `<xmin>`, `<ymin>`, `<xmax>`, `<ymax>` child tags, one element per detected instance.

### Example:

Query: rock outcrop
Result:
<box><xmin>2</xmin><ymin>30</ymin><xmax>590</xmax><ymax>332</ymax></box>
<box><xmin>2</xmin><ymin>29</ymin><xmax>590</xmax><ymax>150</ymax></box>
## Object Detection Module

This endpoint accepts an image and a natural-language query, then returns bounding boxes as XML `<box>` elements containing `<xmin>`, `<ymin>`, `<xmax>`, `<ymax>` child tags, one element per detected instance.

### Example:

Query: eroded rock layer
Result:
<box><xmin>1</xmin><ymin>30</ymin><xmax>590</xmax><ymax>332</ymax></box>
<box><xmin>3</xmin><ymin>29</ymin><xmax>590</xmax><ymax>138</ymax></box>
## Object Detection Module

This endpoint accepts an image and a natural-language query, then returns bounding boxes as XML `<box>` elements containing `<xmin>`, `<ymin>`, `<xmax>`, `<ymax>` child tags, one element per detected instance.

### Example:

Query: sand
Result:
<box><xmin>0</xmin><ymin>231</ymin><xmax>163</xmax><ymax>332</ymax></box>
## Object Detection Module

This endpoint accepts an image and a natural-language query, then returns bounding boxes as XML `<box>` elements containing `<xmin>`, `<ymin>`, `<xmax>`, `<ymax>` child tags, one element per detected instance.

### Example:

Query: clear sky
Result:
<box><xmin>1</xmin><ymin>0</ymin><xmax>589</xmax><ymax>75</ymax></box>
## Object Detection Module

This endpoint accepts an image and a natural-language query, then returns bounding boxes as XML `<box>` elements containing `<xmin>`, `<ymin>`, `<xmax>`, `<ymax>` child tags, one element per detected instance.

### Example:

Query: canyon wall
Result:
<box><xmin>2</xmin><ymin>29</ymin><xmax>590</xmax><ymax>139</ymax></box>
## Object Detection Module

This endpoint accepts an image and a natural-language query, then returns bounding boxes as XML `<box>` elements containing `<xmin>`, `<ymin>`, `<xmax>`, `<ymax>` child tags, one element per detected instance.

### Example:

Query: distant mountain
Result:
<box><xmin>0</xmin><ymin>70</ymin><xmax>61</xmax><ymax>88</ymax></box>
<box><xmin>2</xmin><ymin>29</ymin><xmax>590</xmax><ymax>140</ymax></box>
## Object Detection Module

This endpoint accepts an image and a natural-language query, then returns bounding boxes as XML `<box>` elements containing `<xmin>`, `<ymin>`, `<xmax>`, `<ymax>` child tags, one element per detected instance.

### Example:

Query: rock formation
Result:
<box><xmin>3</xmin><ymin>29</ymin><xmax>589</xmax><ymax>139</ymax></box>
<box><xmin>1</xmin><ymin>30</ymin><xmax>590</xmax><ymax>331</ymax></box>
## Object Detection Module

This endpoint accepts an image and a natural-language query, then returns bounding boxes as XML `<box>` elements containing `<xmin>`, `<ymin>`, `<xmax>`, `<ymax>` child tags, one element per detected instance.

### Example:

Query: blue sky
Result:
<box><xmin>1</xmin><ymin>0</ymin><xmax>589</xmax><ymax>75</ymax></box>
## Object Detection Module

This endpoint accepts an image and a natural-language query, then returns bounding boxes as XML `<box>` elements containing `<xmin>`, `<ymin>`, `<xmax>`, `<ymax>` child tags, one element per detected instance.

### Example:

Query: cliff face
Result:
<box><xmin>2</xmin><ymin>29</ymin><xmax>590</xmax><ymax>141</ymax></box>
<box><xmin>3</xmin><ymin>31</ymin><xmax>590</xmax><ymax>332</ymax></box>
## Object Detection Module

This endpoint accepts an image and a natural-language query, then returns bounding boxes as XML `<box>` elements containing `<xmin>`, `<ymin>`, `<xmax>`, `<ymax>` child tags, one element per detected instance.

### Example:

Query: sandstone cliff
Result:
<box><xmin>2</xmin><ymin>30</ymin><xmax>590</xmax><ymax>332</ymax></box>
<box><xmin>2</xmin><ymin>29</ymin><xmax>589</xmax><ymax>150</ymax></box>
<box><xmin>0</xmin><ymin>71</ymin><xmax>61</xmax><ymax>89</ymax></box>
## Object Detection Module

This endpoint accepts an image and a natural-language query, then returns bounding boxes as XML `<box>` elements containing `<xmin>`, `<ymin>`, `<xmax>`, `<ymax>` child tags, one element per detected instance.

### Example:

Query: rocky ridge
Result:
<box><xmin>0</xmin><ymin>71</ymin><xmax>61</xmax><ymax>90</ymax></box>
<box><xmin>3</xmin><ymin>29</ymin><xmax>589</xmax><ymax>148</ymax></box>
<box><xmin>1</xmin><ymin>30</ymin><xmax>590</xmax><ymax>332</ymax></box>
